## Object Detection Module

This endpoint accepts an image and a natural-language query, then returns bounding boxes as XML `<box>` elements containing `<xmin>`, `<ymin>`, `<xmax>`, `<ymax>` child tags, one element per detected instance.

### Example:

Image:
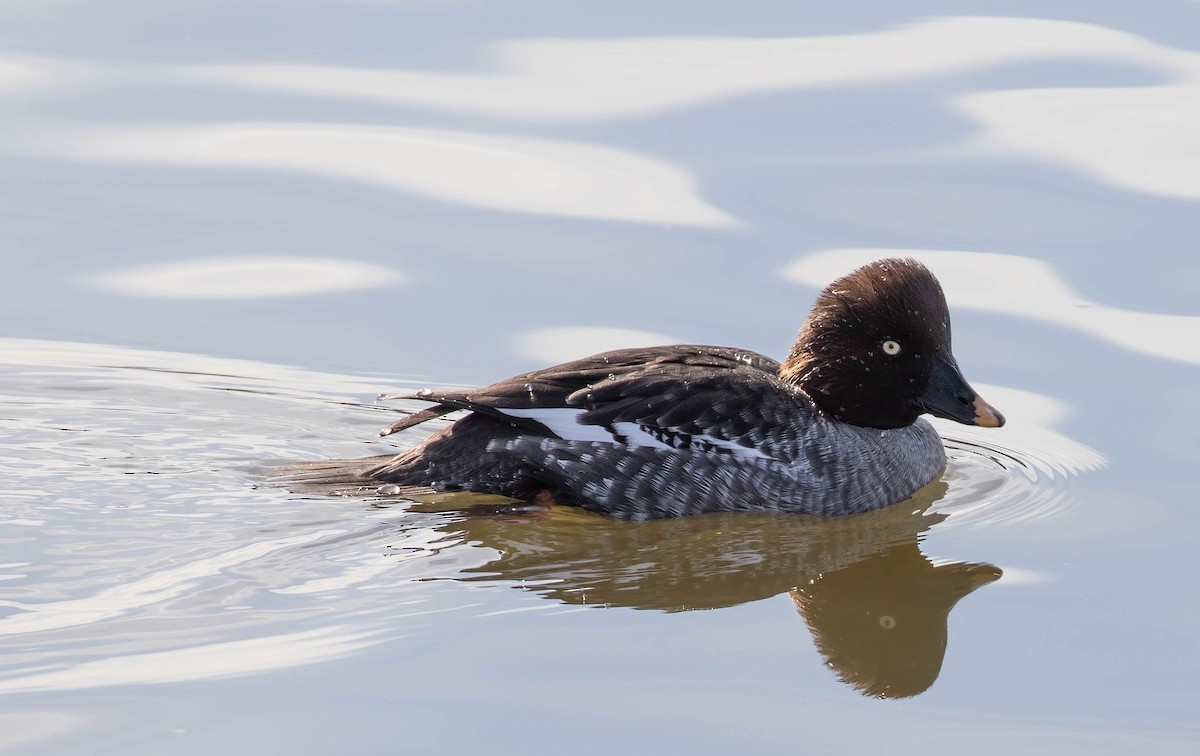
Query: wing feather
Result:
<box><xmin>378</xmin><ymin>345</ymin><xmax>802</xmax><ymax>458</ymax></box>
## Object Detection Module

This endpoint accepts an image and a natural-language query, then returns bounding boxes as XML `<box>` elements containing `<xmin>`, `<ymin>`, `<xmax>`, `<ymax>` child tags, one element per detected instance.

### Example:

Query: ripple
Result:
<box><xmin>0</xmin><ymin>626</ymin><xmax>384</xmax><ymax>694</ymax></box>
<box><xmin>0</xmin><ymin>337</ymin><xmax>1102</xmax><ymax>698</ymax></box>
<box><xmin>0</xmin><ymin>339</ymin><xmax>489</xmax><ymax>694</ymax></box>
<box><xmin>930</xmin><ymin>417</ymin><xmax>1104</xmax><ymax>532</ymax></box>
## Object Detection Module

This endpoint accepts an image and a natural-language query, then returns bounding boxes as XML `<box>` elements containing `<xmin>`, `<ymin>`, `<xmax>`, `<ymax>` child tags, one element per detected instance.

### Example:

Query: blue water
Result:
<box><xmin>2</xmin><ymin>2</ymin><xmax>1199</xmax><ymax>754</ymax></box>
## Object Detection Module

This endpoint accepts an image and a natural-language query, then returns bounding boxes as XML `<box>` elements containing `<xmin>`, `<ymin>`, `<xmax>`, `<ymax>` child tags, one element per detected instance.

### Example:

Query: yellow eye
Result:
<box><xmin>882</xmin><ymin>340</ymin><xmax>901</xmax><ymax>355</ymax></box>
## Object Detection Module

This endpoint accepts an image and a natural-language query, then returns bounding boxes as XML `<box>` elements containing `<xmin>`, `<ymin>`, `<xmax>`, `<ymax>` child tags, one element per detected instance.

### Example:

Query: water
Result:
<box><xmin>3</xmin><ymin>2</ymin><xmax>1200</xmax><ymax>754</ymax></box>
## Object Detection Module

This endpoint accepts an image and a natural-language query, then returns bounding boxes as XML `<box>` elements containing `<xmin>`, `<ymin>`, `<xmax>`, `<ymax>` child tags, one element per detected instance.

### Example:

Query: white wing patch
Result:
<box><xmin>498</xmin><ymin>408</ymin><xmax>772</xmax><ymax>461</ymax></box>
<box><xmin>500</xmin><ymin>408</ymin><xmax>614</xmax><ymax>443</ymax></box>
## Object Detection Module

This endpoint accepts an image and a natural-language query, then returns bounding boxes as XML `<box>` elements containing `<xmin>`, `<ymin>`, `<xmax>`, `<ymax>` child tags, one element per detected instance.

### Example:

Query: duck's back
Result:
<box><xmin>336</xmin><ymin>344</ymin><xmax>946</xmax><ymax>519</ymax></box>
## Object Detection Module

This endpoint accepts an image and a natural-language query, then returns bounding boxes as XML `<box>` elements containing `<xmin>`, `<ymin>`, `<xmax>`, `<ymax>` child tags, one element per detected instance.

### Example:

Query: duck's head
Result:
<box><xmin>781</xmin><ymin>257</ymin><xmax>1004</xmax><ymax>430</ymax></box>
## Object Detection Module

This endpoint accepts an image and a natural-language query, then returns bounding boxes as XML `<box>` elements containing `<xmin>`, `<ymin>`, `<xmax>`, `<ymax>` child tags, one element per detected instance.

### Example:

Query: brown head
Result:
<box><xmin>781</xmin><ymin>257</ymin><xmax>1004</xmax><ymax>430</ymax></box>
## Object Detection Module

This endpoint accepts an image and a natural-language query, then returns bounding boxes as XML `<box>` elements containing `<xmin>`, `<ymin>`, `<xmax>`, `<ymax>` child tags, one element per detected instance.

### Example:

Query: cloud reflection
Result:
<box><xmin>958</xmin><ymin>84</ymin><xmax>1200</xmax><ymax>201</ymax></box>
<box><xmin>783</xmin><ymin>248</ymin><xmax>1200</xmax><ymax>367</ymax></box>
<box><xmin>29</xmin><ymin>123</ymin><xmax>734</xmax><ymax>227</ymax></box>
<box><xmin>0</xmin><ymin>52</ymin><xmax>91</xmax><ymax>98</ymax></box>
<box><xmin>174</xmin><ymin>16</ymin><xmax>1200</xmax><ymax>201</ymax></box>
<box><xmin>182</xmin><ymin>17</ymin><xmax>1195</xmax><ymax>121</ymax></box>
<box><xmin>87</xmin><ymin>256</ymin><xmax>403</xmax><ymax>299</ymax></box>
<box><xmin>514</xmin><ymin>326</ymin><xmax>678</xmax><ymax>364</ymax></box>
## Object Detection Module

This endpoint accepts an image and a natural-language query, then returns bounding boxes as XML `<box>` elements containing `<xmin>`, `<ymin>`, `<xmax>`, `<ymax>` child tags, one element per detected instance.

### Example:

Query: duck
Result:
<box><xmin>288</xmin><ymin>257</ymin><xmax>1004</xmax><ymax>519</ymax></box>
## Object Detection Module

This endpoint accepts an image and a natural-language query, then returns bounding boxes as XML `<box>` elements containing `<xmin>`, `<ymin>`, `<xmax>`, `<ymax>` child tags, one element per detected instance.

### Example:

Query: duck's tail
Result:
<box><xmin>275</xmin><ymin>413</ymin><xmax>552</xmax><ymax>501</ymax></box>
<box><xmin>272</xmin><ymin>455</ymin><xmax>431</xmax><ymax>497</ymax></box>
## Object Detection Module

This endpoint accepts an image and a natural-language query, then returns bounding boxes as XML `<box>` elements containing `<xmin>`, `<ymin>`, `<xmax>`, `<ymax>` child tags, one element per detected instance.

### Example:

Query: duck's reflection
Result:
<box><xmin>399</xmin><ymin>481</ymin><xmax>1000</xmax><ymax>698</ymax></box>
<box><xmin>790</xmin><ymin>538</ymin><xmax>999</xmax><ymax>698</ymax></box>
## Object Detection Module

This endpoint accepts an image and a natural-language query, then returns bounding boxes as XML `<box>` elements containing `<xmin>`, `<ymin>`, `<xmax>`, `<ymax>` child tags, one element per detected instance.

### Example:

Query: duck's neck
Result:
<box><xmin>781</xmin><ymin>351</ymin><xmax>839</xmax><ymax>423</ymax></box>
<box><xmin>779</xmin><ymin>342</ymin><xmax>813</xmax><ymax>387</ymax></box>
<box><xmin>780</xmin><ymin>325</ymin><xmax>825</xmax><ymax>403</ymax></box>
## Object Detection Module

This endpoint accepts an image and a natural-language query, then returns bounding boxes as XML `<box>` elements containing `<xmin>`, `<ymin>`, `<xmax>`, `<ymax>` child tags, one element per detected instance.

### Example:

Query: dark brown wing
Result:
<box><xmin>378</xmin><ymin>344</ymin><xmax>781</xmax><ymax>435</ymax></box>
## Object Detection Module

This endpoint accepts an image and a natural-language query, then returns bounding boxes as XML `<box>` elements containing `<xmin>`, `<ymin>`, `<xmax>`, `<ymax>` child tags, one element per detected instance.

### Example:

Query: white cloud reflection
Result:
<box><xmin>10</xmin><ymin>16</ymin><xmax>1200</xmax><ymax>211</ymax></box>
<box><xmin>87</xmin><ymin>256</ymin><xmax>403</xmax><ymax>299</ymax></box>
<box><xmin>173</xmin><ymin>16</ymin><xmax>1200</xmax><ymax>202</ymax></box>
<box><xmin>782</xmin><ymin>249</ymin><xmax>1200</xmax><ymax>367</ymax></box>
<box><xmin>956</xmin><ymin>84</ymin><xmax>1200</xmax><ymax>201</ymax></box>
<box><xmin>515</xmin><ymin>326</ymin><xmax>678</xmax><ymax>364</ymax></box>
<box><xmin>183</xmin><ymin>17</ymin><xmax>1200</xmax><ymax>122</ymax></box>
<box><xmin>0</xmin><ymin>52</ymin><xmax>92</xmax><ymax>98</ymax></box>
<box><xmin>29</xmin><ymin>123</ymin><xmax>734</xmax><ymax>227</ymax></box>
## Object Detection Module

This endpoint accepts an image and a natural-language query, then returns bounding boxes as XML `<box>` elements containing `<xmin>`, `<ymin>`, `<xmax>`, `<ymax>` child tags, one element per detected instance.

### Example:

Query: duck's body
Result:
<box><xmin>290</xmin><ymin>258</ymin><xmax>1003</xmax><ymax>519</ymax></box>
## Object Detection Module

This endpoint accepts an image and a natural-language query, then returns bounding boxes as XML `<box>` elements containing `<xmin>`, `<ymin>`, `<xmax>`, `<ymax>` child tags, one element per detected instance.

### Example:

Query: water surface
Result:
<box><xmin>2</xmin><ymin>2</ymin><xmax>1199</xmax><ymax>754</ymax></box>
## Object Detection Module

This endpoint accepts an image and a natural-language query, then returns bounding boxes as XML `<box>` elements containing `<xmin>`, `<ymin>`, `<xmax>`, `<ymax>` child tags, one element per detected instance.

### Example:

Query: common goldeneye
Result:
<box><xmin>292</xmin><ymin>258</ymin><xmax>1003</xmax><ymax>519</ymax></box>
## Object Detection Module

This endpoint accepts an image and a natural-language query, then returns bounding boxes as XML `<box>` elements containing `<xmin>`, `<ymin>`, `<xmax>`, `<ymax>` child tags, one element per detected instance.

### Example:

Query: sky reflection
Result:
<box><xmin>180</xmin><ymin>17</ymin><xmax>1197</xmax><ymax>122</ymax></box>
<box><xmin>514</xmin><ymin>326</ymin><xmax>678</xmax><ymax>363</ymax></box>
<box><xmin>24</xmin><ymin>123</ymin><xmax>735</xmax><ymax>226</ymax></box>
<box><xmin>88</xmin><ymin>256</ymin><xmax>404</xmax><ymax>299</ymax></box>
<box><xmin>0</xmin><ymin>51</ymin><xmax>92</xmax><ymax>98</ymax></box>
<box><xmin>959</xmin><ymin>84</ymin><xmax>1200</xmax><ymax>201</ymax></box>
